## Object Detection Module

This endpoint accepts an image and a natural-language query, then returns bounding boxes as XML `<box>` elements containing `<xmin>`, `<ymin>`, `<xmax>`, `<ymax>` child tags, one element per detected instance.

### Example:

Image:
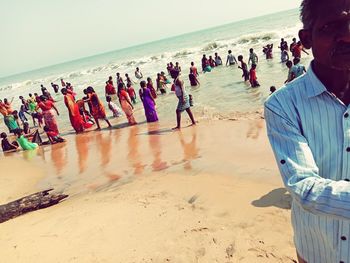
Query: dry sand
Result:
<box><xmin>0</xmin><ymin>119</ymin><xmax>296</xmax><ymax>262</ymax></box>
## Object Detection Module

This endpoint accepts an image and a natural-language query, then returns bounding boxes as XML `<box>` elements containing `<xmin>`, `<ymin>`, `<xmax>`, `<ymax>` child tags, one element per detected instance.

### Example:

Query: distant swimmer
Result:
<box><xmin>279</xmin><ymin>38</ymin><xmax>288</xmax><ymax>52</ymax></box>
<box><xmin>135</xmin><ymin>67</ymin><xmax>143</xmax><ymax>79</ymax></box>
<box><xmin>174</xmin><ymin>62</ymin><xmax>182</xmax><ymax>72</ymax></box>
<box><xmin>289</xmin><ymin>38</ymin><xmax>297</xmax><ymax>56</ymax></box>
<box><xmin>238</xmin><ymin>55</ymin><xmax>249</xmax><ymax>82</ymax></box>
<box><xmin>248</xmin><ymin>48</ymin><xmax>259</xmax><ymax>65</ymax></box>
<box><xmin>125</xmin><ymin>73</ymin><xmax>134</xmax><ymax>86</ymax></box>
<box><xmin>201</xmin><ymin>55</ymin><xmax>209</xmax><ymax>71</ymax></box>
<box><xmin>60</xmin><ymin>78</ymin><xmax>66</xmax><ymax>87</ymax></box>
<box><xmin>51</xmin><ymin>82</ymin><xmax>59</xmax><ymax>93</ymax></box>
<box><xmin>226</xmin><ymin>50</ymin><xmax>238</xmax><ymax>66</ymax></box>
<box><xmin>263</xmin><ymin>44</ymin><xmax>273</xmax><ymax>59</ymax></box>
<box><xmin>269</xmin><ymin>86</ymin><xmax>276</xmax><ymax>95</ymax></box>
<box><xmin>208</xmin><ymin>56</ymin><xmax>216</xmax><ymax>68</ymax></box>
<box><xmin>214</xmin><ymin>53</ymin><xmax>223</xmax><ymax>66</ymax></box>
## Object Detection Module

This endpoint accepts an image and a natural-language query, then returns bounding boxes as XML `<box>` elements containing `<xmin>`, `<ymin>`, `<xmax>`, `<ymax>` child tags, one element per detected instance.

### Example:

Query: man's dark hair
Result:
<box><xmin>300</xmin><ymin>0</ymin><xmax>325</xmax><ymax>29</ymax></box>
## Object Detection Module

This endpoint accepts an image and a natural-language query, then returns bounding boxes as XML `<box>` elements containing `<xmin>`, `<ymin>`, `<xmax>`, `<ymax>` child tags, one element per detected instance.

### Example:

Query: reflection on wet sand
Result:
<box><xmin>127</xmin><ymin>126</ymin><xmax>146</xmax><ymax>175</ymax></box>
<box><xmin>22</xmin><ymin>148</ymin><xmax>39</xmax><ymax>161</ymax></box>
<box><xmin>147</xmin><ymin>123</ymin><xmax>169</xmax><ymax>171</ymax></box>
<box><xmin>50</xmin><ymin>142</ymin><xmax>67</xmax><ymax>175</ymax></box>
<box><xmin>246</xmin><ymin>120</ymin><xmax>264</xmax><ymax>139</ymax></box>
<box><xmin>96</xmin><ymin>131</ymin><xmax>112</xmax><ymax>168</ymax></box>
<box><xmin>178</xmin><ymin>127</ymin><xmax>200</xmax><ymax>170</ymax></box>
<box><xmin>75</xmin><ymin>133</ymin><xmax>91</xmax><ymax>174</ymax></box>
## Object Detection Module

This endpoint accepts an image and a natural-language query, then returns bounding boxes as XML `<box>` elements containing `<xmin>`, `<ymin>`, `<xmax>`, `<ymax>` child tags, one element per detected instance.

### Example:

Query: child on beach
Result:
<box><xmin>249</xmin><ymin>64</ymin><xmax>260</xmax><ymax>88</ymax></box>
<box><xmin>126</xmin><ymin>83</ymin><xmax>137</xmax><ymax>103</ymax></box>
<box><xmin>1</xmin><ymin>132</ymin><xmax>19</xmax><ymax>152</ymax></box>
<box><xmin>238</xmin><ymin>55</ymin><xmax>249</xmax><ymax>82</ymax></box>
<box><xmin>106</xmin><ymin>96</ymin><xmax>123</xmax><ymax>118</ymax></box>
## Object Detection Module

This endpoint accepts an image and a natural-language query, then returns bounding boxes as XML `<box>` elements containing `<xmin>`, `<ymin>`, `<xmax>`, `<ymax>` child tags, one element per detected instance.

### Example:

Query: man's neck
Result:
<box><xmin>313</xmin><ymin>61</ymin><xmax>350</xmax><ymax>105</ymax></box>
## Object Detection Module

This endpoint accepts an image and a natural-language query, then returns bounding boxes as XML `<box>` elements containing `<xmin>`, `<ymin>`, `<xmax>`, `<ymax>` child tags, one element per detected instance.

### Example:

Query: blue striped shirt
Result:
<box><xmin>265</xmin><ymin>63</ymin><xmax>350</xmax><ymax>263</ymax></box>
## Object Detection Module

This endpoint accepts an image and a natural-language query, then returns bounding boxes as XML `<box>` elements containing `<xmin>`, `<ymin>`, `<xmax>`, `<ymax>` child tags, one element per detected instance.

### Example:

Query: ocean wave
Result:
<box><xmin>202</xmin><ymin>42</ymin><xmax>219</xmax><ymax>52</ymax></box>
<box><xmin>174</xmin><ymin>50</ymin><xmax>193</xmax><ymax>58</ymax></box>
<box><xmin>236</xmin><ymin>33</ymin><xmax>277</xmax><ymax>45</ymax></box>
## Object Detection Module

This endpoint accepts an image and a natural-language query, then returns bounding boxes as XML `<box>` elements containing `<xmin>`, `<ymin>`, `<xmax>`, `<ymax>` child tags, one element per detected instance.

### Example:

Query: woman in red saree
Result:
<box><xmin>118</xmin><ymin>83</ymin><xmax>137</xmax><ymax>125</ymax></box>
<box><xmin>86</xmin><ymin>86</ymin><xmax>112</xmax><ymax>130</ymax></box>
<box><xmin>38</xmin><ymin>95</ymin><xmax>60</xmax><ymax>134</ymax></box>
<box><xmin>62</xmin><ymin>88</ymin><xmax>91</xmax><ymax>133</ymax></box>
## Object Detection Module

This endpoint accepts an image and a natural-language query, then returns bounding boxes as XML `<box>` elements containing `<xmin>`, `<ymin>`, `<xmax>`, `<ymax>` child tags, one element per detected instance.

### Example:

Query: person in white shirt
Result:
<box><xmin>226</xmin><ymin>50</ymin><xmax>238</xmax><ymax>66</ymax></box>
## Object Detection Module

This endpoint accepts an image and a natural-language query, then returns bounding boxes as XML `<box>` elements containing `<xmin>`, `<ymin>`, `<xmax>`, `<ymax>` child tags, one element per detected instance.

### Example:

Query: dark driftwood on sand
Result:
<box><xmin>0</xmin><ymin>189</ymin><xmax>68</xmax><ymax>223</ymax></box>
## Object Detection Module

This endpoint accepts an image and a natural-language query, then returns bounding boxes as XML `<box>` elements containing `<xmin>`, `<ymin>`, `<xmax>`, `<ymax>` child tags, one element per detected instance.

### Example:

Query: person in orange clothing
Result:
<box><xmin>249</xmin><ymin>64</ymin><xmax>260</xmax><ymax>88</ymax></box>
<box><xmin>86</xmin><ymin>86</ymin><xmax>112</xmax><ymax>130</ymax></box>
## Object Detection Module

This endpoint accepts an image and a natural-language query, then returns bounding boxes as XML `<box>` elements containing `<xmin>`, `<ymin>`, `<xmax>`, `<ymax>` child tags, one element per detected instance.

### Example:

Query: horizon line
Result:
<box><xmin>0</xmin><ymin>7</ymin><xmax>298</xmax><ymax>81</ymax></box>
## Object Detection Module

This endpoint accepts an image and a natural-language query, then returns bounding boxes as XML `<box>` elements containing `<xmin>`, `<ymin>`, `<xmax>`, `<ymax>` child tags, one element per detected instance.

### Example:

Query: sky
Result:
<box><xmin>0</xmin><ymin>0</ymin><xmax>300</xmax><ymax>78</ymax></box>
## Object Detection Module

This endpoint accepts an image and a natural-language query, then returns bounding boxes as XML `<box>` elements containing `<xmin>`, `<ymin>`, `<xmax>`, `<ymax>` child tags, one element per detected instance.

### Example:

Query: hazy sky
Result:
<box><xmin>0</xmin><ymin>0</ymin><xmax>300</xmax><ymax>77</ymax></box>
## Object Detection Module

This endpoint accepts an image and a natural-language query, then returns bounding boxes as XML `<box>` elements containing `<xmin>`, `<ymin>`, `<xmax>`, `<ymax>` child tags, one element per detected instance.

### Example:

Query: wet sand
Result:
<box><xmin>0</xmin><ymin>119</ymin><xmax>296</xmax><ymax>262</ymax></box>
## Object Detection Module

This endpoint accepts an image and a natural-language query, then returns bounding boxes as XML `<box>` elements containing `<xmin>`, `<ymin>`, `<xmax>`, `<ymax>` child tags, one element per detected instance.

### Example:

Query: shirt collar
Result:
<box><xmin>305</xmin><ymin>62</ymin><xmax>328</xmax><ymax>99</ymax></box>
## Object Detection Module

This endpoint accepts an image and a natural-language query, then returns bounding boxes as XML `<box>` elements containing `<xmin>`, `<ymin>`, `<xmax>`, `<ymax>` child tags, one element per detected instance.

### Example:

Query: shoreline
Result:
<box><xmin>0</xmin><ymin>119</ymin><xmax>297</xmax><ymax>262</ymax></box>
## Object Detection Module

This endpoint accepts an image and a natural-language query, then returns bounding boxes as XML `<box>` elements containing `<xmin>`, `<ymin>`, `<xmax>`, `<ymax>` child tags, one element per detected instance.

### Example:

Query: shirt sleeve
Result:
<box><xmin>265</xmin><ymin>99</ymin><xmax>350</xmax><ymax>220</ymax></box>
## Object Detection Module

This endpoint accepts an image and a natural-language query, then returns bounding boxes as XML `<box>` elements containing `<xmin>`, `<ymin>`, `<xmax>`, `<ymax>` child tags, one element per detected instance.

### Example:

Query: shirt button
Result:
<box><xmin>280</xmin><ymin>160</ymin><xmax>286</xmax><ymax>164</ymax></box>
<box><xmin>341</xmin><ymin>236</ymin><xmax>347</xmax><ymax>241</ymax></box>
<box><xmin>345</xmin><ymin>113</ymin><xmax>349</xmax><ymax>118</ymax></box>
<box><xmin>347</xmin><ymin>147</ymin><xmax>350</xmax><ymax>152</ymax></box>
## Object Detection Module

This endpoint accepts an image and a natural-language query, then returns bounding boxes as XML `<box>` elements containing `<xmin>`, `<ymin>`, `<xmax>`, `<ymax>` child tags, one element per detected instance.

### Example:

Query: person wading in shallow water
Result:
<box><xmin>171</xmin><ymin>69</ymin><xmax>196</xmax><ymax>130</ymax></box>
<box><xmin>265</xmin><ymin>0</ymin><xmax>350</xmax><ymax>262</ymax></box>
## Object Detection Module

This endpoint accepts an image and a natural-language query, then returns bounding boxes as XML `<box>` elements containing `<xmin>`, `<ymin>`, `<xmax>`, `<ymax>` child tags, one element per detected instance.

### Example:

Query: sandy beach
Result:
<box><xmin>0</xmin><ymin>119</ymin><xmax>296</xmax><ymax>262</ymax></box>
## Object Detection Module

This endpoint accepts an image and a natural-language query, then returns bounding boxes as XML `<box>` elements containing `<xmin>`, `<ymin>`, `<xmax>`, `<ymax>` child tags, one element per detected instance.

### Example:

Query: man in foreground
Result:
<box><xmin>265</xmin><ymin>0</ymin><xmax>350</xmax><ymax>262</ymax></box>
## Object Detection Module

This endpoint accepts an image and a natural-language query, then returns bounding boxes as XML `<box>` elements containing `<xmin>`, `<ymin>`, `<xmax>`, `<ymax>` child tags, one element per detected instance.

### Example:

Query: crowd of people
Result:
<box><xmin>0</xmin><ymin>36</ymin><xmax>307</xmax><ymax>153</ymax></box>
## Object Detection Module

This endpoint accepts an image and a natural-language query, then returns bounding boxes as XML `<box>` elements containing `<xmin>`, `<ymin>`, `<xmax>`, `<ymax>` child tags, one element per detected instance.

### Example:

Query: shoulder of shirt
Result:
<box><xmin>265</xmin><ymin>74</ymin><xmax>308</xmax><ymax>109</ymax></box>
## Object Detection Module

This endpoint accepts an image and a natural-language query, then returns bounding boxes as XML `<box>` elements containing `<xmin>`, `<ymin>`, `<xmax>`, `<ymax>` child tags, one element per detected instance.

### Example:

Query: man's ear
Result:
<box><xmin>299</xmin><ymin>29</ymin><xmax>312</xmax><ymax>49</ymax></box>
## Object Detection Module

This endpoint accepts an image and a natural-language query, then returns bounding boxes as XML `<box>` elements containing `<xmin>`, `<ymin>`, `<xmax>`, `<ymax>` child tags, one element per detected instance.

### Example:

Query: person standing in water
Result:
<box><xmin>226</xmin><ymin>50</ymin><xmax>238</xmax><ymax>66</ymax></box>
<box><xmin>190</xmin><ymin>62</ymin><xmax>199</xmax><ymax>77</ymax></box>
<box><xmin>248</xmin><ymin>48</ymin><xmax>259</xmax><ymax>65</ymax></box>
<box><xmin>139</xmin><ymin>80</ymin><xmax>158</xmax><ymax>123</ymax></box>
<box><xmin>86</xmin><ymin>86</ymin><xmax>112</xmax><ymax>130</ymax></box>
<box><xmin>249</xmin><ymin>64</ymin><xmax>260</xmax><ymax>87</ymax></box>
<box><xmin>214</xmin><ymin>52</ymin><xmax>223</xmax><ymax>66</ymax></box>
<box><xmin>135</xmin><ymin>67</ymin><xmax>143</xmax><ymax>80</ymax></box>
<box><xmin>171</xmin><ymin>70</ymin><xmax>196</xmax><ymax>130</ymax></box>
<box><xmin>238</xmin><ymin>55</ymin><xmax>249</xmax><ymax>82</ymax></box>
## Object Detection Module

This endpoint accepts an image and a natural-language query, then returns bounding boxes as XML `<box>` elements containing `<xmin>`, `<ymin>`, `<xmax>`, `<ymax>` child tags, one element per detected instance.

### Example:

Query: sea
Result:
<box><xmin>0</xmin><ymin>8</ymin><xmax>310</xmax><ymax>131</ymax></box>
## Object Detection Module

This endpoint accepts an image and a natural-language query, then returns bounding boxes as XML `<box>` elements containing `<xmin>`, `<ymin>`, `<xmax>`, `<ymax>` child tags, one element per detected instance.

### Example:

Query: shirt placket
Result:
<box><xmin>338</xmin><ymin>220</ymin><xmax>350</xmax><ymax>263</ymax></box>
<box><xmin>338</xmin><ymin>106</ymin><xmax>350</xmax><ymax>263</ymax></box>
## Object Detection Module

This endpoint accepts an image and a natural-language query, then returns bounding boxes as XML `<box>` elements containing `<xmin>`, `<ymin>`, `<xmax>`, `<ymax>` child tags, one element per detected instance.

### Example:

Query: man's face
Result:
<box><xmin>302</xmin><ymin>0</ymin><xmax>350</xmax><ymax>70</ymax></box>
